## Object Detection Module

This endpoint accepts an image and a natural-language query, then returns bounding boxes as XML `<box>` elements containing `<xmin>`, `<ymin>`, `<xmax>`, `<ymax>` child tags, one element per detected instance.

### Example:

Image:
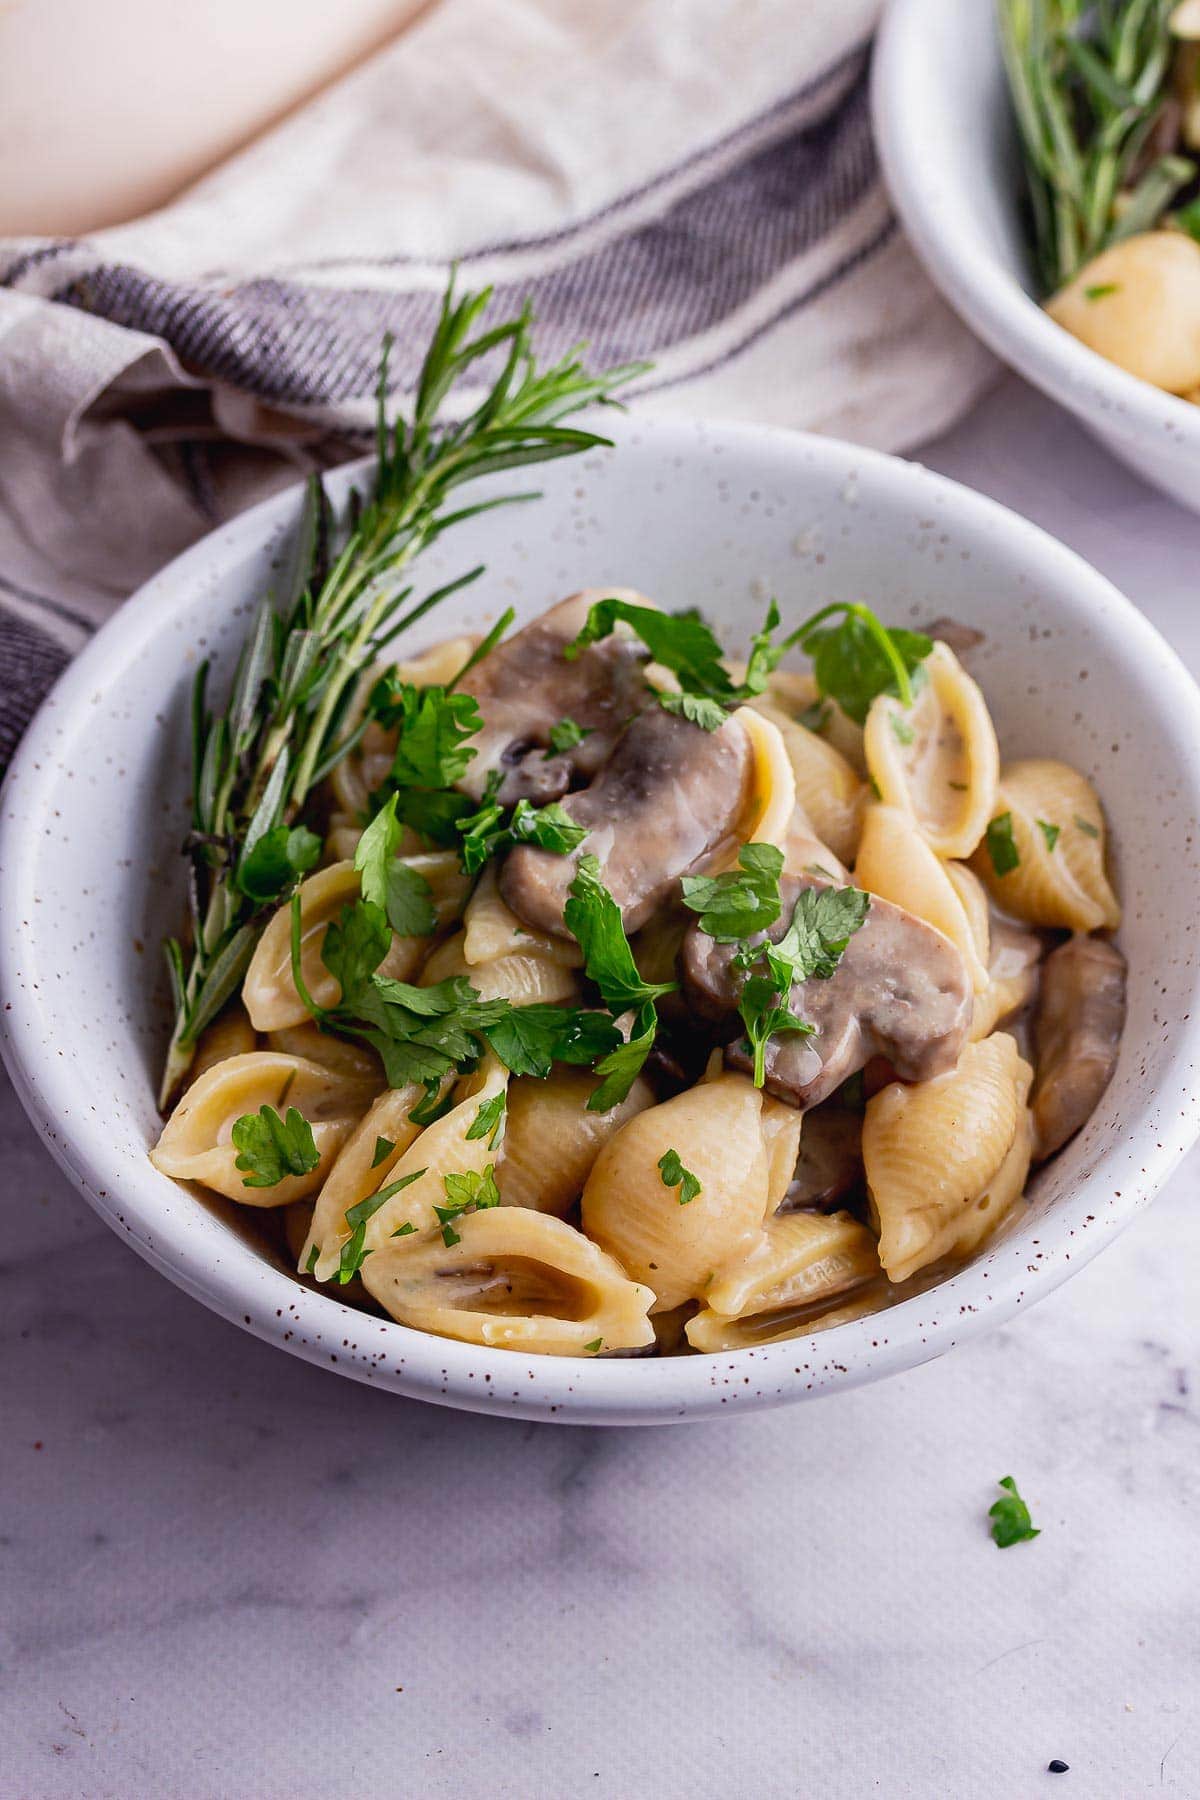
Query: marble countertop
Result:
<box><xmin>3</xmin><ymin>375</ymin><xmax>1198</xmax><ymax>1800</ymax></box>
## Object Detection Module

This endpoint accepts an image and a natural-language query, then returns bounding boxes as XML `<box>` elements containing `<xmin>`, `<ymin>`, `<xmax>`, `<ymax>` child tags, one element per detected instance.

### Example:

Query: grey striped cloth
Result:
<box><xmin>0</xmin><ymin>0</ymin><xmax>994</xmax><ymax>771</ymax></box>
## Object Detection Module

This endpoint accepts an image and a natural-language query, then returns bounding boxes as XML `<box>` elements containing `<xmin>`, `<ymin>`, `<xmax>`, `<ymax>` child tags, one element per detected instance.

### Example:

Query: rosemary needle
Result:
<box><xmin>159</xmin><ymin>277</ymin><xmax>646</xmax><ymax>1106</ymax></box>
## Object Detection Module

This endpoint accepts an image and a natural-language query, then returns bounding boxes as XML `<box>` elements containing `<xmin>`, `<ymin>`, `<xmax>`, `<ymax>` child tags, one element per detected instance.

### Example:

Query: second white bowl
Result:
<box><xmin>873</xmin><ymin>0</ymin><xmax>1200</xmax><ymax>511</ymax></box>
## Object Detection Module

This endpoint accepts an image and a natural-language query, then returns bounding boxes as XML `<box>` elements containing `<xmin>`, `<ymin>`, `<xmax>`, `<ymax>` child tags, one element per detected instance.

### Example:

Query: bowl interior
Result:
<box><xmin>4</xmin><ymin>416</ymin><xmax>1200</xmax><ymax>1422</ymax></box>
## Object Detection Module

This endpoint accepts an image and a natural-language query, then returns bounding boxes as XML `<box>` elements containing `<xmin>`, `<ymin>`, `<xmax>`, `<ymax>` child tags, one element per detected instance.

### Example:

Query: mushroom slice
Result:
<box><xmin>151</xmin><ymin>1052</ymin><xmax>374</xmax><ymax>1206</ymax></box>
<box><xmin>361</xmin><ymin>1208</ymin><xmax>656</xmax><ymax>1355</ymax></box>
<box><xmin>777</xmin><ymin>1093</ymin><xmax>864</xmax><ymax>1212</ymax></box>
<box><xmin>500</xmin><ymin>706</ymin><xmax>755</xmax><ymax>937</ymax></box>
<box><xmin>1031</xmin><ymin>935</ymin><xmax>1127</xmax><ymax>1160</ymax></box>
<box><xmin>681</xmin><ymin>873</ymin><xmax>972</xmax><ymax>1109</ymax></box>
<box><xmin>456</xmin><ymin>589</ymin><xmax>653</xmax><ymax>803</ymax></box>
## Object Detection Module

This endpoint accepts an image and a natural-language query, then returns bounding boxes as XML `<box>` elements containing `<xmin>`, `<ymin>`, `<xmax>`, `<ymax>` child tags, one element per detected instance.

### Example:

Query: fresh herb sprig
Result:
<box><xmin>563</xmin><ymin>854</ymin><xmax>676</xmax><ymax>1110</ymax></box>
<box><xmin>231</xmin><ymin>1102</ymin><xmax>320</xmax><ymax>1188</ymax></box>
<box><xmin>989</xmin><ymin>1475</ymin><xmax>1041</xmax><ymax>1547</ymax></box>
<box><xmin>565</xmin><ymin>597</ymin><xmax>930</xmax><ymax>732</ymax></box>
<box><xmin>734</xmin><ymin>884</ymin><xmax>871</xmax><ymax>1086</ymax></box>
<box><xmin>998</xmin><ymin>0</ymin><xmax>1192</xmax><ymax>294</ymax></box>
<box><xmin>159</xmin><ymin>275</ymin><xmax>644</xmax><ymax>1106</ymax></box>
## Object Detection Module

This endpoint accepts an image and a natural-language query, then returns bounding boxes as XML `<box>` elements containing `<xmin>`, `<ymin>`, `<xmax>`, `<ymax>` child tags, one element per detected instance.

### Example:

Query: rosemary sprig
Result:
<box><xmin>159</xmin><ymin>276</ymin><xmax>646</xmax><ymax>1107</ymax></box>
<box><xmin>998</xmin><ymin>0</ymin><xmax>1193</xmax><ymax>293</ymax></box>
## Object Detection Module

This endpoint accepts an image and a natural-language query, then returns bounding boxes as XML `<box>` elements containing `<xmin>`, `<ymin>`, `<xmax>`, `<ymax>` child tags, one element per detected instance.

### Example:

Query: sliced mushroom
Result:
<box><xmin>923</xmin><ymin>617</ymin><xmax>985</xmax><ymax>659</ymax></box>
<box><xmin>681</xmin><ymin>873</ymin><xmax>972</xmax><ymax>1109</ymax></box>
<box><xmin>500</xmin><ymin>706</ymin><xmax>754</xmax><ymax>937</ymax></box>
<box><xmin>456</xmin><ymin>589</ymin><xmax>651</xmax><ymax>803</ymax></box>
<box><xmin>1031</xmin><ymin>934</ymin><xmax>1127</xmax><ymax>1160</ymax></box>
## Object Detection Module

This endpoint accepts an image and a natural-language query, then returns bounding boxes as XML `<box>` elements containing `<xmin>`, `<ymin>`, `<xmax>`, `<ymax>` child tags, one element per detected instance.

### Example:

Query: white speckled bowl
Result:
<box><xmin>873</xmin><ymin>0</ymin><xmax>1200</xmax><ymax>512</ymax></box>
<box><xmin>3</xmin><ymin>417</ymin><xmax>1199</xmax><ymax>1424</ymax></box>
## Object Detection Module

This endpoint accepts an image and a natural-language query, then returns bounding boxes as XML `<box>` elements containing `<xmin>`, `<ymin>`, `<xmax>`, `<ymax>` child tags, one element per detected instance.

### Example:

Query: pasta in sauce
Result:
<box><xmin>152</xmin><ymin>594</ymin><xmax>1126</xmax><ymax>1358</ymax></box>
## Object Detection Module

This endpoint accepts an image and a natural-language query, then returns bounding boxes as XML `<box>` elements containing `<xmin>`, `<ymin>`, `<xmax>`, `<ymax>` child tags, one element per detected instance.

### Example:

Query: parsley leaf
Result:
<box><xmin>799</xmin><ymin>607</ymin><xmax>932</xmax><ymax>725</ymax></box>
<box><xmin>587</xmin><ymin>1000</ymin><xmax>658</xmax><ymax>1113</ymax></box>
<box><xmin>436</xmin><ymin>1165</ymin><xmax>501</xmax><ymax>1245</ymax></box>
<box><xmin>483</xmin><ymin>1002</ymin><xmax>621</xmax><ymax>1079</ymax></box>
<box><xmin>737</xmin><ymin>975</ymin><xmax>816</xmax><ymax>1088</ymax></box>
<box><xmin>547</xmin><ymin>717</ymin><xmax>590</xmax><ymax>755</ymax></box>
<box><xmin>765</xmin><ymin>884</ymin><xmax>871</xmax><ymax>988</ymax></box>
<box><xmin>658</xmin><ymin>1147</ymin><xmax>702</xmax><ymax>1205</ymax></box>
<box><xmin>680</xmin><ymin>842</ymin><xmax>784</xmax><ymax>942</ymax></box>
<box><xmin>565</xmin><ymin>597</ymin><xmax>734</xmax><ymax>702</ymax></box>
<box><xmin>1036</xmin><ymin>818</ymin><xmax>1060</xmax><ymax>852</ymax></box>
<box><xmin>321</xmin><ymin>900</ymin><xmax>392</xmax><ymax>1006</ymax></box>
<box><xmin>583</xmin><ymin>1336</ymin><xmax>604</xmax><ymax>1353</ymax></box>
<box><xmin>372</xmin><ymin>1135</ymin><xmax>395</xmax><ymax>1168</ymax></box>
<box><xmin>368</xmin><ymin>678</ymin><xmax>483</xmax><ymax>845</ymax></box>
<box><xmin>988</xmin><ymin>1475</ymin><xmax>1040</xmax><ymax>1548</ymax></box>
<box><xmin>466</xmin><ymin>1089</ymin><xmax>507</xmax><ymax>1149</ymax></box>
<box><xmin>985</xmin><ymin>812</ymin><xmax>1020</xmax><ymax>877</ymax></box>
<box><xmin>338</xmin><ymin>1168</ymin><xmax>428</xmax><ymax>1283</ymax></box>
<box><xmin>235</xmin><ymin>824</ymin><xmax>322</xmax><ymax>905</ymax></box>
<box><xmin>354</xmin><ymin>795</ymin><xmax>437</xmax><ymax>937</ymax></box>
<box><xmin>564</xmin><ymin>854</ymin><xmax>675</xmax><ymax>1014</ymax></box>
<box><xmin>457</xmin><ymin>787</ymin><xmax>588</xmax><ymax>876</ymax></box>
<box><xmin>231</xmin><ymin>1104</ymin><xmax>320</xmax><ymax>1188</ymax></box>
<box><xmin>1074</xmin><ymin>814</ymin><xmax>1099</xmax><ymax>839</ymax></box>
<box><xmin>659</xmin><ymin>691</ymin><xmax>729</xmax><ymax>732</ymax></box>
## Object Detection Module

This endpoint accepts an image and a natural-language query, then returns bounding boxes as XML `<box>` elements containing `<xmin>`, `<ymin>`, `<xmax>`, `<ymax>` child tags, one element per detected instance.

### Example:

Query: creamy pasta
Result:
<box><xmin>152</xmin><ymin>593</ymin><xmax>1126</xmax><ymax>1358</ymax></box>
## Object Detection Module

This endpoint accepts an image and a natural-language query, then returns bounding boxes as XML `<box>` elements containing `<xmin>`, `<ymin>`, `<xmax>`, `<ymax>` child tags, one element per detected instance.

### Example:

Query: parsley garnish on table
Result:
<box><xmin>989</xmin><ymin>1476</ymin><xmax>1040</xmax><ymax>1547</ymax></box>
<box><xmin>158</xmin><ymin>274</ymin><xmax>644</xmax><ymax>1106</ymax></box>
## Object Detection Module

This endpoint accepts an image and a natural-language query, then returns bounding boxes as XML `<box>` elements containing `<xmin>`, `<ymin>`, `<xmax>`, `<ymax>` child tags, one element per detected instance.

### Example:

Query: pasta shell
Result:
<box><xmin>687</xmin><ymin>1275</ymin><xmax>895</xmax><ymax>1351</ymax></box>
<box><xmin>581</xmin><ymin>1073</ymin><xmax>770</xmax><ymax>1310</ymax></box>
<box><xmin>300</xmin><ymin>1079</ymin><xmax>434</xmax><ymax>1275</ymax></box>
<box><xmin>864</xmin><ymin>642</ymin><xmax>999</xmax><ymax>858</ymax></box>
<box><xmin>854</xmin><ymin>803</ymin><xmax>990</xmax><ymax>992</ymax></box>
<box><xmin>462</xmin><ymin>863</ymin><xmax>581</xmax><ymax>969</ymax></box>
<box><xmin>421</xmin><ymin>929</ymin><xmax>580</xmax><ymax>1006</ymax></box>
<box><xmin>151</xmin><ymin>1052</ymin><xmax>373</xmax><ymax>1206</ymax></box>
<box><xmin>361</xmin><ymin>1206</ymin><xmax>656</xmax><ymax>1355</ymax></box>
<box><xmin>969</xmin><ymin>915</ymin><xmax>1041</xmax><ymax>1042</ymax></box>
<box><xmin>308</xmin><ymin>1058</ymin><xmax>511</xmax><ymax>1280</ymax></box>
<box><xmin>761</xmin><ymin>1095</ymin><xmax>804</xmax><ymax>1216</ymax></box>
<box><xmin>186</xmin><ymin>1005</ymin><xmax>258</xmax><ymax>1089</ymax></box>
<box><xmin>748</xmin><ymin>694</ymin><xmax>865</xmax><ymax>864</ymax></box>
<box><xmin>864</xmin><ymin>1032</ymin><xmax>1034</xmax><ymax>1282</ymax></box>
<box><xmin>685</xmin><ymin>1210</ymin><xmax>882</xmax><ymax>1350</ymax></box>
<box><xmin>728</xmin><ymin>705</ymin><xmax>798</xmax><ymax>855</ymax></box>
<box><xmin>969</xmin><ymin>760</ymin><xmax>1121</xmax><ymax>931</ymax></box>
<box><xmin>266</xmin><ymin>1024</ymin><xmax>384</xmax><ymax>1088</ymax></box>
<box><xmin>243</xmin><ymin>854</ymin><xmax>469</xmax><ymax>1031</ymax></box>
<box><xmin>499</xmin><ymin>1068</ymin><xmax>654</xmax><ymax>1216</ymax></box>
<box><xmin>766</xmin><ymin>669</ymin><xmax>867</xmax><ymax>774</ymax></box>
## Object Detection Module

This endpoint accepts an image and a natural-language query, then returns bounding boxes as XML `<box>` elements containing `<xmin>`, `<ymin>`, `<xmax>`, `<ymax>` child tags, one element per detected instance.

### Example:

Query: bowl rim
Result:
<box><xmin>3</xmin><ymin>413</ymin><xmax>1200</xmax><ymax>1425</ymax></box>
<box><xmin>872</xmin><ymin>0</ymin><xmax>1200</xmax><ymax>456</ymax></box>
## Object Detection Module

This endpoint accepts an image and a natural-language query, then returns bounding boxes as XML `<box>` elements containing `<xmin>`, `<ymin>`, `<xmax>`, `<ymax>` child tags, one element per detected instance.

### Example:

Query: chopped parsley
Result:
<box><xmin>680</xmin><ymin>842</ymin><xmax>784</xmax><ymax>942</ymax></box>
<box><xmin>436</xmin><ymin>1165</ymin><xmax>501</xmax><ymax>1245</ymax></box>
<box><xmin>466</xmin><ymin>1089</ymin><xmax>507</xmax><ymax>1149</ymax></box>
<box><xmin>354</xmin><ymin>795</ymin><xmax>437</xmax><ymax>937</ymax></box>
<box><xmin>1084</xmin><ymin>282</ymin><xmax>1119</xmax><ymax>299</ymax></box>
<box><xmin>546</xmin><ymin>717</ymin><xmax>590</xmax><ymax>755</ymax></box>
<box><xmin>338</xmin><ymin>1167</ymin><xmax>428</xmax><ymax>1282</ymax></box>
<box><xmin>1036</xmin><ymin>818</ymin><xmax>1060</xmax><ymax>852</ymax></box>
<box><xmin>367</xmin><ymin>677</ymin><xmax>482</xmax><ymax>844</ymax></box>
<box><xmin>1074</xmin><ymin>815</ymin><xmax>1099</xmax><ymax>839</ymax></box>
<box><xmin>235</xmin><ymin>824</ymin><xmax>322</xmax><ymax>905</ymax></box>
<box><xmin>583</xmin><ymin>1337</ymin><xmax>604</xmax><ymax>1353</ymax></box>
<box><xmin>985</xmin><ymin>812</ymin><xmax>1020</xmax><ymax>877</ymax></box>
<box><xmin>563</xmin><ymin>855</ymin><xmax>675</xmax><ymax>1110</ymax></box>
<box><xmin>659</xmin><ymin>692</ymin><xmax>729</xmax><ymax>732</ymax></box>
<box><xmin>457</xmin><ymin>781</ymin><xmax>588</xmax><ymax>876</ymax></box>
<box><xmin>658</xmin><ymin>1148</ymin><xmax>702</xmax><ymax>1205</ymax></box>
<box><xmin>372</xmin><ymin>1135</ymin><xmax>395</xmax><ymax>1168</ymax></box>
<box><xmin>734</xmin><ymin>884</ymin><xmax>870</xmax><ymax>1086</ymax></box>
<box><xmin>989</xmin><ymin>1475</ymin><xmax>1040</xmax><ymax>1548</ymax></box>
<box><xmin>482</xmin><ymin>1002</ymin><xmax>620</xmax><ymax>1080</ymax></box>
<box><xmin>231</xmin><ymin>1103</ymin><xmax>320</xmax><ymax>1188</ymax></box>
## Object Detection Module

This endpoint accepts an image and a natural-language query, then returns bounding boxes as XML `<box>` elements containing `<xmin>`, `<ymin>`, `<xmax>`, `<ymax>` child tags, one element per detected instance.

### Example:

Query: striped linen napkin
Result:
<box><xmin>0</xmin><ymin>0</ymin><xmax>994</xmax><ymax>769</ymax></box>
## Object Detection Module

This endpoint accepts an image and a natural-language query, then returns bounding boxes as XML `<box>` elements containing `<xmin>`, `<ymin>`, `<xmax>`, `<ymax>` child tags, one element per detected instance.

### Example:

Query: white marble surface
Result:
<box><xmin>2</xmin><ymin>375</ymin><xmax>1198</xmax><ymax>1800</ymax></box>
